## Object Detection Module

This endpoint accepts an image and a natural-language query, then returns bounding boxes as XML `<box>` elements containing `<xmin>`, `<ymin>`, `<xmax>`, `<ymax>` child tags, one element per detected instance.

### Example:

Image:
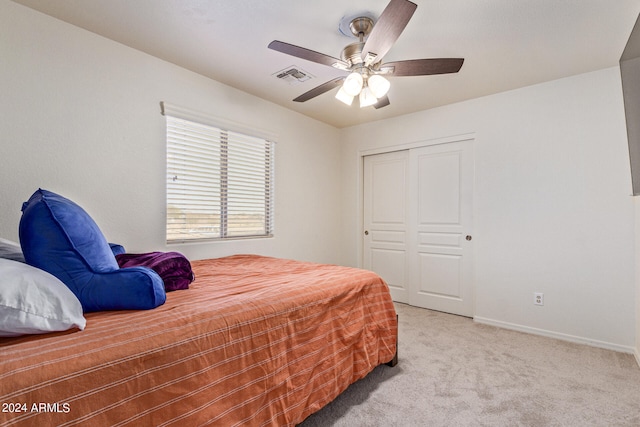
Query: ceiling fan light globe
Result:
<box><xmin>359</xmin><ymin>86</ymin><xmax>378</xmax><ymax>108</ymax></box>
<box><xmin>335</xmin><ymin>87</ymin><xmax>355</xmax><ymax>105</ymax></box>
<box><xmin>368</xmin><ymin>75</ymin><xmax>391</xmax><ymax>98</ymax></box>
<box><xmin>343</xmin><ymin>72</ymin><xmax>364</xmax><ymax>96</ymax></box>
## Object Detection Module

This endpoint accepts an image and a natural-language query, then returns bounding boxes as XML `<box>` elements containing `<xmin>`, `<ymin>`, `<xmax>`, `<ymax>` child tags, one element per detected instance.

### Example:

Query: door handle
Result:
<box><xmin>465</xmin><ymin>235</ymin><xmax>472</xmax><ymax>241</ymax></box>
<box><xmin>364</xmin><ymin>230</ymin><xmax>369</xmax><ymax>235</ymax></box>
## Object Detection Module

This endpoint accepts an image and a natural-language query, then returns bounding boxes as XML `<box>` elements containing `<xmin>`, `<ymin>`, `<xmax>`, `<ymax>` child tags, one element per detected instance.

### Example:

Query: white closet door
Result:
<box><xmin>408</xmin><ymin>140</ymin><xmax>474</xmax><ymax>316</ymax></box>
<box><xmin>363</xmin><ymin>139</ymin><xmax>474</xmax><ymax>317</ymax></box>
<box><xmin>363</xmin><ymin>150</ymin><xmax>410</xmax><ymax>303</ymax></box>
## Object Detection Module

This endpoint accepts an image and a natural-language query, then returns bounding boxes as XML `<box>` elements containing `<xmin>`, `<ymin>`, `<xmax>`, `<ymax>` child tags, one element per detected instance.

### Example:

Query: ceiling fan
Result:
<box><xmin>268</xmin><ymin>0</ymin><xmax>464</xmax><ymax>109</ymax></box>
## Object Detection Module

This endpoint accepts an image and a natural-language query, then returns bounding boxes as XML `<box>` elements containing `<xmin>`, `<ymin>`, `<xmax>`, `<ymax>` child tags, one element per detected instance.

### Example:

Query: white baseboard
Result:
<box><xmin>474</xmin><ymin>316</ymin><xmax>636</xmax><ymax>355</ymax></box>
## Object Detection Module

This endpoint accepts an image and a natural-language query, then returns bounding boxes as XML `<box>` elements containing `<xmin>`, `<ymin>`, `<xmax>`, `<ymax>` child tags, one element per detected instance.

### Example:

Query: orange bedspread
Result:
<box><xmin>0</xmin><ymin>255</ymin><xmax>397</xmax><ymax>426</ymax></box>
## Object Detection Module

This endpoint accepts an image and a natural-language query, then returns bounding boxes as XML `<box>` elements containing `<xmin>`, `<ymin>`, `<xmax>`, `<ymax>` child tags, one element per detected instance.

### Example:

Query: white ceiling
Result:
<box><xmin>13</xmin><ymin>0</ymin><xmax>640</xmax><ymax>128</ymax></box>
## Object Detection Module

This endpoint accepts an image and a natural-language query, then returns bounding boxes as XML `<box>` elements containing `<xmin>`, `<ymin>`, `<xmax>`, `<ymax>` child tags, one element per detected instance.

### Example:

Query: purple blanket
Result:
<box><xmin>116</xmin><ymin>252</ymin><xmax>194</xmax><ymax>291</ymax></box>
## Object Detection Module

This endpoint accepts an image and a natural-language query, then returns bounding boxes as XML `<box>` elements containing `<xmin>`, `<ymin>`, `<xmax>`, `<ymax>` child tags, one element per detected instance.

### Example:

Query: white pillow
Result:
<box><xmin>0</xmin><ymin>237</ymin><xmax>25</xmax><ymax>263</ymax></box>
<box><xmin>0</xmin><ymin>258</ymin><xmax>86</xmax><ymax>337</ymax></box>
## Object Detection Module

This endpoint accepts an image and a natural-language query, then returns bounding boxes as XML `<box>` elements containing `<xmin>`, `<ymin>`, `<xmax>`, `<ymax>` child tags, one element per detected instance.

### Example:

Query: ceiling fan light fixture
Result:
<box><xmin>343</xmin><ymin>72</ymin><xmax>364</xmax><ymax>96</ymax></box>
<box><xmin>359</xmin><ymin>86</ymin><xmax>378</xmax><ymax>108</ymax></box>
<box><xmin>335</xmin><ymin>86</ymin><xmax>355</xmax><ymax>105</ymax></box>
<box><xmin>368</xmin><ymin>74</ymin><xmax>391</xmax><ymax>98</ymax></box>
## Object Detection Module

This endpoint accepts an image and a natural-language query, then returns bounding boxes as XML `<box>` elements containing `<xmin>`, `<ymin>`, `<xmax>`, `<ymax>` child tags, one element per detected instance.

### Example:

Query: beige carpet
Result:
<box><xmin>300</xmin><ymin>303</ymin><xmax>640</xmax><ymax>426</ymax></box>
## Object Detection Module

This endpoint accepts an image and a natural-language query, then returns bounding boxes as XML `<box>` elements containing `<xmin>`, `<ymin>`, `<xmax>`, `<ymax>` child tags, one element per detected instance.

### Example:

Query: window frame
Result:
<box><xmin>162</xmin><ymin>102</ymin><xmax>275</xmax><ymax>243</ymax></box>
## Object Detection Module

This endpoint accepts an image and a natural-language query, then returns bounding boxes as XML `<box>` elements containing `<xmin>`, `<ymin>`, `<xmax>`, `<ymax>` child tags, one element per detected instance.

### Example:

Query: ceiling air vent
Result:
<box><xmin>273</xmin><ymin>66</ymin><xmax>314</xmax><ymax>85</ymax></box>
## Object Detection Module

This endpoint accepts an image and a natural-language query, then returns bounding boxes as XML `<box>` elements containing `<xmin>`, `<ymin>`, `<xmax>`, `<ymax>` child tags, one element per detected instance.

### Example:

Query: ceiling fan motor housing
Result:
<box><xmin>341</xmin><ymin>42</ymin><xmax>365</xmax><ymax>66</ymax></box>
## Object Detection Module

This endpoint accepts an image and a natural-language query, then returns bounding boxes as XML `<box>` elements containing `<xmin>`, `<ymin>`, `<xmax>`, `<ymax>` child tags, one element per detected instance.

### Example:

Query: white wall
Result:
<box><xmin>340</xmin><ymin>68</ymin><xmax>636</xmax><ymax>351</ymax></box>
<box><xmin>0</xmin><ymin>1</ymin><xmax>342</xmax><ymax>264</ymax></box>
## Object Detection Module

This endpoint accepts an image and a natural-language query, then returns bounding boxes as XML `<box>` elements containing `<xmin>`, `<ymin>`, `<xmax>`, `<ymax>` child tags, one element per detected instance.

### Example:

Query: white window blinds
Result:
<box><xmin>163</xmin><ymin>105</ymin><xmax>274</xmax><ymax>243</ymax></box>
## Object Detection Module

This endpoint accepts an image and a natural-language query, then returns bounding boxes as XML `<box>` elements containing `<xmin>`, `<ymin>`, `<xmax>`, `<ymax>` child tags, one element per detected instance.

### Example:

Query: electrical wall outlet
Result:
<box><xmin>534</xmin><ymin>292</ymin><xmax>544</xmax><ymax>306</ymax></box>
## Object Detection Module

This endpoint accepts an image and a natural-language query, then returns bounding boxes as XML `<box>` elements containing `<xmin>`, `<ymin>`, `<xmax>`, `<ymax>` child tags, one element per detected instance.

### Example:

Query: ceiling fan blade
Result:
<box><xmin>268</xmin><ymin>40</ymin><xmax>348</xmax><ymax>69</ymax></box>
<box><xmin>293</xmin><ymin>77</ymin><xmax>345</xmax><ymax>102</ymax></box>
<box><xmin>373</xmin><ymin>95</ymin><xmax>391</xmax><ymax>109</ymax></box>
<box><xmin>361</xmin><ymin>0</ymin><xmax>417</xmax><ymax>65</ymax></box>
<box><xmin>381</xmin><ymin>58</ymin><xmax>464</xmax><ymax>76</ymax></box>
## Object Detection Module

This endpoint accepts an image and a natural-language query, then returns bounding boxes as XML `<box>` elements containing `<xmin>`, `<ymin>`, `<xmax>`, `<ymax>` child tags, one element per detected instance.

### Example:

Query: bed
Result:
<box><xmin>0</xmin><ymin>254</ymin><xmax>398</xmax><ymax>426</ymax></box>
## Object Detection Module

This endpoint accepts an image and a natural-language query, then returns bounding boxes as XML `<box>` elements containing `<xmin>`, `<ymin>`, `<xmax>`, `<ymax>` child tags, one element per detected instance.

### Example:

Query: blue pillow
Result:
<box><xmin>19</xmin><ymin>189</ymin><xmax>166</xmax><ymax>312</ymax></box>
<box><xmin>109</xmin><ymin>243</ymin><xmax>126</xmax><ymax>256</ymax></box>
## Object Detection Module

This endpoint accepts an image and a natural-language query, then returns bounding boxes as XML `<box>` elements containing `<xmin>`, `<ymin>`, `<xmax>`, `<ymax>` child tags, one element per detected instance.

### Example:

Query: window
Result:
<box><xmin>162</xmin><ymin>103</ymin><xmax>274</xmax><ymax>243</ymax></box>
